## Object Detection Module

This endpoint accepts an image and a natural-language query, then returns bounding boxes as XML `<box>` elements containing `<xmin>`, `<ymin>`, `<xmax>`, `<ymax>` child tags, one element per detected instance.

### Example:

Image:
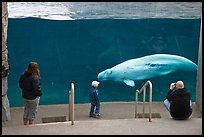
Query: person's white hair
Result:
<box><xmin>176</xmin><ymin>80</ymin><xmax>184</xmax><ymax>89</ymax></box>
<box><xmin>92</xmin><ymin>81</ymin><xmax>100</xmax><ymax>88</ymax></box>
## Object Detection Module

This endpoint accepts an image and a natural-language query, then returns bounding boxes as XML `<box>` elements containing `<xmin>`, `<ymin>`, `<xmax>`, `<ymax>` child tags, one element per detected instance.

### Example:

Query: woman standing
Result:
<box><xmin>19</xmin><ymin>62</ymin><xmax>42</xmax><ymax>125</ymax></box>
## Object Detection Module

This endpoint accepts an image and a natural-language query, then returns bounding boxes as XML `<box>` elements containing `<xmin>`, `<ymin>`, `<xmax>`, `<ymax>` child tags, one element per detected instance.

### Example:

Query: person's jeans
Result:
<box><xmin>163</xmin><ymin>99</ymin><xmax>192</xmax><ymax>112</ymax></box>
<box><xmin>23</xmin><ymin>97</ymin><xmax>40</xmax><ymax>120</ymax></box>
<box><xmin>89</xmin><ymin>103</ymin><xmax>100</xmax><ymax>116</ymax></box>
<box><xmin>163</xmin><ymin>99</ymin><xmax>171</xmax><ymax>112</ymax></box>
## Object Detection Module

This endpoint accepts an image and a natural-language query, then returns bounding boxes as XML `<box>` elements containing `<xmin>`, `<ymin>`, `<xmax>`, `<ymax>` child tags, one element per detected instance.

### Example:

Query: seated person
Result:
<box><xmin>164</xmin><ymin>80</ymin><xmax>192</xmax><ymax>120</ymax></box>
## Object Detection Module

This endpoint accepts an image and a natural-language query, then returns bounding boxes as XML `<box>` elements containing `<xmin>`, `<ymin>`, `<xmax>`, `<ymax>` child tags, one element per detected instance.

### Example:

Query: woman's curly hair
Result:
<box><xmin>24</xmin><ymin>62</ymin><xmax>41</xmax><ymax>79</ymax></box>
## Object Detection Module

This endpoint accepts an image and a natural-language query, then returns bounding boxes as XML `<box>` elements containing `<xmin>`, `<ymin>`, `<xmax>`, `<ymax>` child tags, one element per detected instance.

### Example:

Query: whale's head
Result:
<box><xmin>97</xmin><ymin>69</ymin><xmax>113</xmax><ymax>81</ymax></box>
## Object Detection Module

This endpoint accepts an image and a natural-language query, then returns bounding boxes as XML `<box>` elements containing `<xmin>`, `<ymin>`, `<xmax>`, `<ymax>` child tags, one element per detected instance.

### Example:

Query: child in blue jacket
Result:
<box><xmin>89</xmin><ymin>81</ymin><xmax>101</xmax><ymax>118</ymax></box>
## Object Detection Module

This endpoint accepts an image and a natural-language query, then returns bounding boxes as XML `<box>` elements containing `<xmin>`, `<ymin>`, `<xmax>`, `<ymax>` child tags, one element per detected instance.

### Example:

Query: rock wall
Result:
<box><xmin>2</xmin><ymin>2</ymin><xmax>11</xmax><ymax>122</ymax></box>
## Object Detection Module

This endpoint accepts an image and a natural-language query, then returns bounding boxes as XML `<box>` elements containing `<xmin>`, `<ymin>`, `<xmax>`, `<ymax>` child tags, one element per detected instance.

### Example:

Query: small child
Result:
<box><xmin>89</xmin><ymin>81</ymin><xmax>101</xmax><ymax>118</ymax></box>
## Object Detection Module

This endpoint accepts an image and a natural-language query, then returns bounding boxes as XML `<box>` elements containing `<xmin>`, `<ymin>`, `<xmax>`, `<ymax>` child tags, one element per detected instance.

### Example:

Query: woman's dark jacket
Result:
<box><xmin>166</xmin><ymin>88</ymin><xmax>192</xmax><ymax>119</ymax></box>
<box><xmin>19</xmin><ymin>74</ymin><xmax>42</xmax><ymax>100</ymax></box>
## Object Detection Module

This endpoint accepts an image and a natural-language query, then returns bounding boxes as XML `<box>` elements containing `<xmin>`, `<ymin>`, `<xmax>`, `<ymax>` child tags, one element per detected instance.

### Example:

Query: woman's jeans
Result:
<box><xmin>23</xmin><ymin>97</ymin><xmax>40</xmax><ymax>120</ymax></box>
<box><xmin>89</xmin><ymin>103</ymin><xmax>100</xmax><ymax>116</ymax></box>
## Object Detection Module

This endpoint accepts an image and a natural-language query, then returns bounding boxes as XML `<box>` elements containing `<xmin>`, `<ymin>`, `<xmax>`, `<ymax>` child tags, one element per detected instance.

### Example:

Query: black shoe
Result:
<box><xmin>89</xmin><ymin>114</ymin><xmax>94</xmax><ymax>117</ymax></box>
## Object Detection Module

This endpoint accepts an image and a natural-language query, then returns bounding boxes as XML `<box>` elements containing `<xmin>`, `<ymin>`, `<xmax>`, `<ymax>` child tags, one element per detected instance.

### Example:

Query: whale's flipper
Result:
<box><xmin>123</xmin><ymin>80</ymin><xmax>135</xmax><ymax>87</ymax></box>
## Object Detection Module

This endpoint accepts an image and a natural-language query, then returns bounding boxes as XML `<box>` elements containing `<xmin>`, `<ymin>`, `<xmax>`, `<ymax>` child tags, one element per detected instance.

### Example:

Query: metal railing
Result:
<box><xmin>68</xmin><ymin>83</ymin><xmax>74</xmax><ymax>125</ymax></box>
<box><xmin>135</xmin><ymin>80</ymin><xmax>152</xmax><ymax>122</ymax></box>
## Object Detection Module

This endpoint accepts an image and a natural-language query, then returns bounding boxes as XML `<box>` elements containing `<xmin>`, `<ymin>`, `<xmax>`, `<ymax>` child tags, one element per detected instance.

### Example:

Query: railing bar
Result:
<box><xmin>143</xmin><ymin>87</ymin><xmax>146</xmax><ymax>118</ymax></box>
<box><xmin>135</xmin><ymin>90</ymin><xmax>139</xmax><ymax>118</ymax></box>
<box><xmin>135</xmin><ymin>80</ymin><xmax>152</xmax><ymax>122</ymax></box>
<box><xmin>149</xmin><ymin>81</ymin><xmax>152</xmax><ymax>122</ymax></box>
<box><xmin>137</xmin><ymin>81</ymin><xmax>149</xmax><ymax>94</ymax></box>
<box><xmin>68</xmin><ymin>83</ymin><xmax>75</xmax><ymax>125</ymax></box>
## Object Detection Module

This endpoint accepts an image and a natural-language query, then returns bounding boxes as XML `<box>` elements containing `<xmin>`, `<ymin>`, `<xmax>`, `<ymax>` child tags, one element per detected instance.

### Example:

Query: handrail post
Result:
<box><xmin>143</xmin><ymin>87</ymin><xmax>146</xmax><ymax>118</ymax></box>
<box><xmin>135</xmin><ymin>80</ymin><xmax>152</xmax><ymax>122</ymax></box>
<box><xmin>135</xmin><ymin>90</ymin><xmax>139</xmax><ymax>118</ymax></box>
<box><xmin>148</xmin><ymin>81</ymin><xmax>152</xmax><ymax>122</ymax></box>
<box><xmin>68</xmin><ymin>89</ymin><xmax>71</xmax><ymax>121</ymax></box>
<box><xmin>68</xmin><ymin>83</ymin><xmax>74</xmax><ymax>125</ymax></box>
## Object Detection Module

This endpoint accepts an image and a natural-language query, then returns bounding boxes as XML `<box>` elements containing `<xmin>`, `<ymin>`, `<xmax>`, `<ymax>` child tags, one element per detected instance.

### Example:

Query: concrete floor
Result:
<box><xmin>2</xmin><ymin>102</ymin><xmax>202</xmax><ymax>135</ymax></box>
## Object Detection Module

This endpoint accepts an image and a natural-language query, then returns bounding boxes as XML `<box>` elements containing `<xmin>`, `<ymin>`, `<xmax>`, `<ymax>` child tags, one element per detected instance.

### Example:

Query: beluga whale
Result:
<box><xmin>97</xmin><ymin>54</ymin><xmax>198</xmax><ymax>87</ymax></box>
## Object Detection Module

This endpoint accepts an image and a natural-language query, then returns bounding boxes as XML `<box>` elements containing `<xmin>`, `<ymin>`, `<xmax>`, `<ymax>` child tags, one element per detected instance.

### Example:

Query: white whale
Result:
<box><xmin>97</xmin><ymin>54</ymin><xmax>198</xmax><ymax>87</ymax></box>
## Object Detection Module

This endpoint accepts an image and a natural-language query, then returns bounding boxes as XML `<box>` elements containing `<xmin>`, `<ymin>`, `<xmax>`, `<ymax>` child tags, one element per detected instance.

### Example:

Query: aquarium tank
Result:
<box><xmin>7</xmin><ymin>2</ymin><xmax>201</xmax><ymax>107</ymax></box>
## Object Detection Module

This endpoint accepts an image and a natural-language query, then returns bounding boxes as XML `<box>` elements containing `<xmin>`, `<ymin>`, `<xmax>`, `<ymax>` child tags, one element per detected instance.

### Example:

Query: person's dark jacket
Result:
<box><xmin>166</xmin><ymin>88</ymin><xmax>192</xmax><ymax>119</ymax></box>
<box><xmin>89</xmin><ymin>87</ymin><xmax>100</xmax><ymax>105</ymax></box>
<box><xmin>19</xmin><ymin>74</ymin><xmax>42</xmax><ymax>100</ymax></box>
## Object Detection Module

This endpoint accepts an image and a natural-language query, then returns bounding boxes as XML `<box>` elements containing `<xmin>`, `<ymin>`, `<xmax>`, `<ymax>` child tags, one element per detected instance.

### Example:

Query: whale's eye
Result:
<box><xmin>146</xmin><ymin>63</ymin><xmax>157</xmax><ymax>67</ymax></box>
<box><xmin>150</xmin><ymin>64</ymin><xmax>156</xmax><ymax>67</ymax></box>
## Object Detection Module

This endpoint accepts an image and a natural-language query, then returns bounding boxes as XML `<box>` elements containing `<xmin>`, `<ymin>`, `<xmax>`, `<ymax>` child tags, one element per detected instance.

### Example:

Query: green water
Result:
<box><xmin>7</xmin><ymin>18</ymin><xmax>200</xmax><ymax>107</ymax></box>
